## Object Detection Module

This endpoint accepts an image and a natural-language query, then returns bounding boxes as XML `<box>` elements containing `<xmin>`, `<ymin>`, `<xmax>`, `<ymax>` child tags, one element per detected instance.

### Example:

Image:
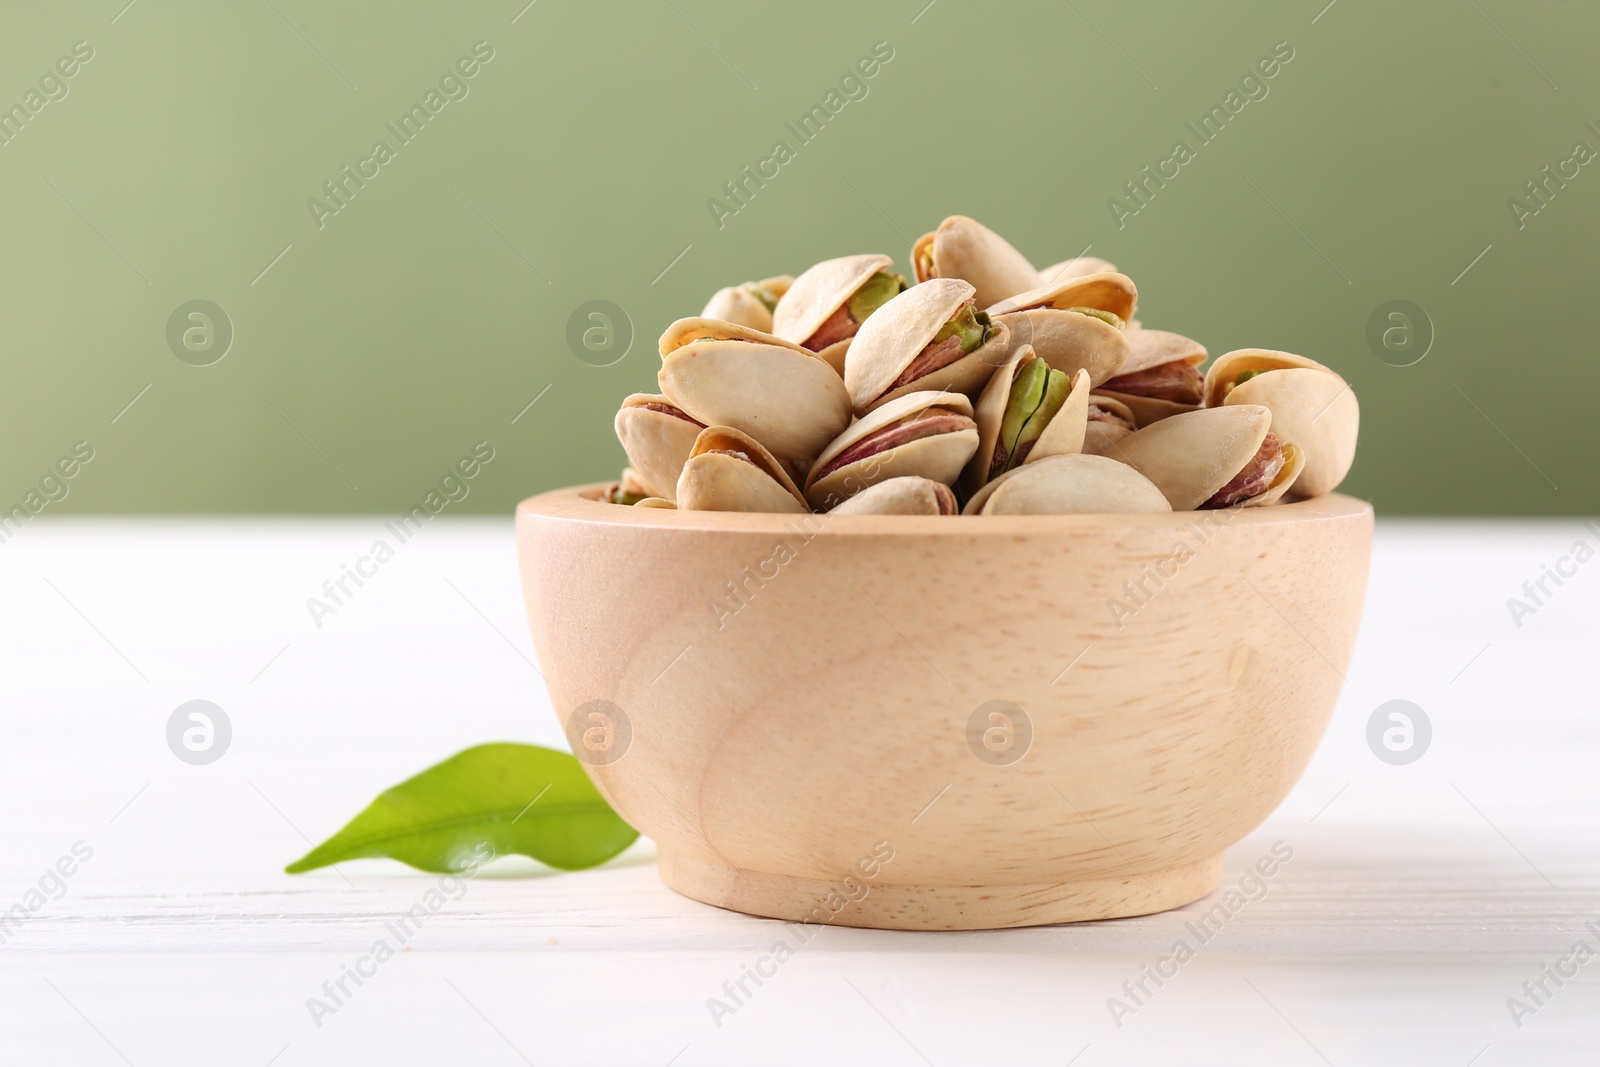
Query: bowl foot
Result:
<box><xmin>658</xmin><ymin>850</ymin><xmax>1224</xmax><ymax>931</ymax></box>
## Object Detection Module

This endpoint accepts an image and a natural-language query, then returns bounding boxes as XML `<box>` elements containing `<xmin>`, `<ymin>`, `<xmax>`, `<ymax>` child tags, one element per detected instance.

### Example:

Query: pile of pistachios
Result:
<box><xmin>607</xmin><ymin>215</ymin><xmax>1359</xmax><ymax>516</ymax></box>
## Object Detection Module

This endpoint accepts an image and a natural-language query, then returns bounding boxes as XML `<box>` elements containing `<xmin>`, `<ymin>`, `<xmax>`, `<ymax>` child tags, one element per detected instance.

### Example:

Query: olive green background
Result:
<box><xmin>2</xmin><ymin>0</ymin><xmax>1592</xmax><ymax>517</ymax></box>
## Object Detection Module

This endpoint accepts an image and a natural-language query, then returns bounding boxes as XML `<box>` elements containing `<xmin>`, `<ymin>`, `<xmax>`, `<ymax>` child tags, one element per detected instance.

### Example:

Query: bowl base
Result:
<box><xmin>658</xmin><ymin>850</ymin><xmax>1225</xmax><ymax>931</ymax></box>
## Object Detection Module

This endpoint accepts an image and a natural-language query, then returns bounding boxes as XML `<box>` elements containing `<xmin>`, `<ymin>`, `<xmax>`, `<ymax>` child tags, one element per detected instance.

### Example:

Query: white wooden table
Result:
<box><xmin>2</xmin><ymin>517</ymin><xmax>1596</xmax><ymax>1065</ymax></box>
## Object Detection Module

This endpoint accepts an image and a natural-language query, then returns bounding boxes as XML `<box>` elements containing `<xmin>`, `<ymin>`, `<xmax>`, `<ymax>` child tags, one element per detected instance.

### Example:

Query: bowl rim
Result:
<box><xmin>517</xmin><ymin>484</ymin><xmax>1373</xmax><ymax>535</ymax></box>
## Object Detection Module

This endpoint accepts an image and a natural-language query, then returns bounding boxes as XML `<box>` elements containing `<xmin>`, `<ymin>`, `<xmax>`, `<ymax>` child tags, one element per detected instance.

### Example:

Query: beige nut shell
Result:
<box><xmin>676</xmin><ymin>426</ymin><xmax>809</xmax><ymax>514</ymax></box>
<box><xmin>1205</xmin><ymin>349</ymin><xmax>1358</xmax><ymax>497</ymax></box>
<box><xmin>827</xmin><ymin>476</ymin><xmax>957</xmax><ymax>516</ymax></box>
<box><xmin>805</xmin><ymin>390</ymin><xmax>977</xmax><ymax>510</ymax></box>
<box><xmin>1037</xmin><ymin>256</ymin><xmax>1118</xmax><ymax>286</ymax></box>
<box><xmin>987</xmin><ymin>271</ymin><xmax>1139</xmax><ymax>325</ymax></box>
<box><xmin>1083</xmin><ymin>394</ymin><xmax>1138</xmax><ymax>456</ymax></box>
<box><xmin>658</xmin><ymin>318</ymin><xmax>853</xmax><ymax>464</ymax></box>
<box><xmin>912</xmin><ymin>215</ymin><xmax>1040</xmax><ymax>308</ymax></box>
<box><xmin>1107</xmin><ymin>405</ymin><xmax>1272</xmax><ymax>511</ymax></box>
<box><xmin>995</xmin><ymin>306</ymin><xmax>1131</xmax><ymax>388</ymax></box>
<box><xmin>964</xmin><ymin>453</ymin><xmax>1172</xmax><ymax>515</ymax></box>
<box><xmin>614</xmin><ymin>394</ymin><xmax>704</xmax><ymax>503</ymax></box>
<box><xmin>771</xmin><ymin>254</ymin><xmax>893</xmax><ymax>349</ymax></box>
<box><xmin>962</xmin><ymin>347</ymin><xmax>1089</xmax><ymax>497</ymax></box>
<box><xmin>843</xmin><ymin>278</ymin><xmax>1010</xmax><ymax>415</ymax></box>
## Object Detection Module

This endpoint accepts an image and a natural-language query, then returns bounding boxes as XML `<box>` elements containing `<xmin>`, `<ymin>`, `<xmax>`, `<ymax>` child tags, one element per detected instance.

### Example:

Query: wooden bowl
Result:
<box><xmin>515</xmin><ymin>487</ymin><xmax>1372</xmax><ymax>930</ymax></box>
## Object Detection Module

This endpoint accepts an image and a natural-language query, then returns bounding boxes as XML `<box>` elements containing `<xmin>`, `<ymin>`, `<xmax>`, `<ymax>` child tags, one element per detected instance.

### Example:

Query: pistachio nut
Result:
<box><xmin>963</xmin><ymin>453</ymin><xmax>1172</xmax><ymax>515</ymax></box>
<box><xmin>843</xmin><ymin>278</ymin><xmax>1011</xmax><ymax>415</ymax></box>
<box><xmin>961</xmin><ymin>346</ymin><xmax>1090</xmax><ymax>496</ymax></box>
<box><xmin>634</xmin><ymin>496</ymin><xmax>676</xmax><ymax>509</ymax></box>
<box><xmin>1082</xmin><ymin>394</ymin><xmax>1138</xmax><ymax>456</ymax></box>
<box><xmin>598</xmin><ymin>466</ymin><xmax>654</xmax><ymax>506</ymax></box>
<box><xmin>1097</xmin><ymin>327</ymin><xmax>1207</xmax><ymax>427</ymax></box>
<box><xmin>805</xmin><ymin>390</ymin><xmax>978</xmax><ymax>510</ymax></box>
<box><xmin>828</xmin><ymin>476</ymin><xmax>958</xmax><ymax>516</ymax></box>
<box><xmin>700</xmin><ymin>275</ymin><xmax>794</xmax><ymax>332</ymax></box>
<box><xmin>986</xmin><ymin>272</ymin><xmax>1138</xmax><ymax>388</ymax></box>
<box><xmin>1202</xmin><ymin>348</ymin><xmax>1359</xmax><ymax>497</ymax></box>
<box><xmin>658</xmin><ymin>317</ymin><xmax>853</xmax><ymax>465</ymax></box>
<box><xmin>614</xmin><ymin>393</ymin><xmax>706</xmax><ymax>503</ymax></box>
<box><xmin>1107</xmin><ymin>404</ymin><xmax>1302</xmax><ymax>510</ymax></box>
<box><xmin>911</xmin><ymin>215</ymin><xmax>1041</xmax><ymax>308</ymax></box>
<box><xmin>676</xmin><ymin>426</ymin><xmax>810</xmax><ymax>514</ymax></box>
<box><xmin>771</xmin><ymin>254</ymin><xmax>905</xmax><ymax>375</ymax></box>
<box><xmin>1037</xmin><ymin>255</ymin><xmax>1118</xmax><ymax>286</ymax></box>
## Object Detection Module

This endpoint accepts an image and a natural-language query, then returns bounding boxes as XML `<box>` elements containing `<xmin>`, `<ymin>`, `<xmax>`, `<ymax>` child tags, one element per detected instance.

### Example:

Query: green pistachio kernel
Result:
<box><xmin>611</xmin><ymin>487</ymin><xmax>646</xmax><ymax>506</ymax></box>
<box><xmin>847</xmin><ymin>271</ymin><xmax>906</xmax><ymax>322</ymax></box>
<box><xmin>1221</xmin><ymin>367</ymin><xmax>1268</xmax><ymax>400</ymax></box>
<box><xmin>743</xmin><ymin>281</ymin><xmax>780</xmax><ymax>312</ymax></box>
<box><xmin>931</xmin><ymin>305</ymin><xmax>991</xmax><ymax>354</ymax></box>
<box><xmin>1065</xmin><ymin>306</ymin><xmax>1124</xmax><ymax>330</ymax></box>
<box><xmin>995</xmin><ymin>359</ymin><xmax>1072</xmax><ymax>475</ymax></box>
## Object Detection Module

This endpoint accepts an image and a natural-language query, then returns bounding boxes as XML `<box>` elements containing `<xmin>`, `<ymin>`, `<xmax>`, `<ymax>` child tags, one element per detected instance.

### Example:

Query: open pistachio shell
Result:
<box><xmin>676</xmin><ymin>426</ymin><xmax>809</xmax><ymax>514</ymax></box>
<box><xmin>989</xmin><ymin>271</ymin><xmax>1139</xmax><ymax>324</ymax></box>
<box><xmin>987</xmin><ymin>272</ymin><xmax>1138</xmax><ymax>388</ymax></box>
<box><xmin>1095</xmin><ymin>327</ymin><xmax>1207</xmax><ymax>427</ymax></box>
<box><xmin>1204</xmin><ymin>349</ymin><xmax>1358</xmax><ymax>497</ymax></box>
<box><xmin>911</xmin><ymin>216</ymin><xmax>1040</xmax><ymax>308</ymax></box>
<box><xmin>658</xmin><ymin>317</ymin><xmax>853</xmax><ymax>464</ymax></box>
<box><xmin>1083</xmin><ymin>394</ymin><xmax>1138</xmax><ymax>456</ymax></box>
<box><xmin>961</xmin><ymin>347</ymin><xmax>1089</xmax><ymax>496</ymax></box>
<box><xmin>828</xmin><ymin>476</ymin><xmax>958</xmax><ymax>516</ymax></box>
<box><xmin>843</xmin><ymin>278</ymin><xmax>1012</xmax><ymax>415</ymax></box>
<box><xmin>634</xmin><ymin>496</ymin><xmax>675</xmax><ymax>509</ymax></box>
<box><xmin>805</xmin><ymin>390</ymin><xmax>978</xmax><ymax>510</ymax></box>
<box><xmin>1107</xmin><ymin>405</ymin><xmax>1273</xmax><ymax>511</ymax></box>
<box><xmin>963</xmin><ymin>453</ymin><xmax>1172</xmax><ymax>515</ymax></box>
<box><xmin>1243</xmin><ymin>442</ymin><xmax>1305</xmax><ymax>507</ymax></box>
<box><xmin>700</xmin><ymin>276</ymin><xmax>791</xmax><ymax>332</ymax></box>
<box><xmin>614</xmin><ymin>393</ymin><xmax>705</xmax><ymax>503</ymax></box>
<box><xmin>1037</xmin><ymin>256</ymin><xmax>1118</xmax><ymax>286</ymax></box>
<box><xmin>771</xmin><ymin>254</ymin><xmax>894</xmax><ymax>349</ymax></box>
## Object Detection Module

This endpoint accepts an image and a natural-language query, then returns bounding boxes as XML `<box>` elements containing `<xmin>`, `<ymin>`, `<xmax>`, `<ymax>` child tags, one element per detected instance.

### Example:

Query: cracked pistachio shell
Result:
<box><xmin>634</xmin><ymin>496</ymin><xmax>675</xmax><ymax>509</ymax></box>
<box><xmin>676</xmin><ymin>426</ymin><xmax>809</xmax><ymax>514</ymax></box>
<box><xmin>771</xmin><ymin>254</ymin><xmax>893</xmax><ymax>349</ymax></box>
<box><xmin>1037</xmin><ymin>256</ymin><xmax>1118</xmax><ymax>286</ymax></box>
<box><xmin>1243</xmin><ymin>442</ymin><xmax>1306</xmax><ymax>507</ymax></box>
<box><xmin>1083</xmin><ymin>394</ymin><xmax>1138</xmax><ymax>456</ymax></box>
<box><xmin>961</xmin><ymin>347</ymin><xmax>1089</xmax><ymax>497</ymax></box>
<box><xmin>1204</xmin><ymin>349</ymin><xmax>1357</xmax><ymax>497</ymax></box>
<box><xmin>614</xmin><ymin>394</ymin><xmax>704</xmax><ymax>503</ymax></box>
<box><xmin>988</xmin><ymin>272</ymin><xmax>1138</xmax><ymax>388</ymax></box>
<box><xmin>911</xmin><ymin>215</ymin><xmax>1040</xmax><ymax>308</ymax></box>
<box><xmin>963</xmin><ymin>453</ymin><xmax>1172</xmax><ymax>515</ymax></box>
<box><xmin>843</xmin><ymin>278</ymin><xmax>1011</xmax><ymax>415</ymax></box>
<box><xmin>700</xmin><ymin>275</ymin><xmax>792</xmax><ymax>332</ymax></box>
<box><xmin>828</xmin><ymin>476</ymin><xmax>958</xmax><ymax>516</ymax></box>
<box><xmin>989</xmin><ymin>271</ymin><xmax>1139</xmax><ymax>324</ymax></box>
<box><xmin>1095</xmin><ymin>326</ymin><xmax>1208</xmax><ymax>427</ymax></box>
<box><xmin>804</xmin><ymin>390</ymin><xmax>977</xmax><ymax>510</ymax></box>
<box><xmin>657</xmin><ymin>317</ymin><xmax>853</xmax><ymax>464</ymax></box>
<box><xmin>1107</xmin><ymin>405</ymin><xmax>1272</xmax><ymax>511</ymax></box>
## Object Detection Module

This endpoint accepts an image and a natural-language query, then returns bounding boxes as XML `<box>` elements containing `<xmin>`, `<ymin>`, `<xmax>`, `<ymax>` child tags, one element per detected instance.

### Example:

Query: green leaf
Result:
<box><xmin>285</xmin><ymin>743</ymin><xmax>638</xmax><ymax>875</ymax></box>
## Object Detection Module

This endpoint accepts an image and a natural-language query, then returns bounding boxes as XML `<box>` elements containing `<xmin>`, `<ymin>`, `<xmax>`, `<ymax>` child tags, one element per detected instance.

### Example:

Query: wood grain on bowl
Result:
<box><xmin>516</xmin><ymin>488</ymin><xmax>1372</xmax><ymax>930</ymax></box>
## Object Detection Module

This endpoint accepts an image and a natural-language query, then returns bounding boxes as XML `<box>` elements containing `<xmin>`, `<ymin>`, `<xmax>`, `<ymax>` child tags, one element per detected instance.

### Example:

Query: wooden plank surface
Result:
<box><xmin>1</xmin><ymin>517</ymin><xmax>1596</xmax><ymax>1065</ymax></box>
